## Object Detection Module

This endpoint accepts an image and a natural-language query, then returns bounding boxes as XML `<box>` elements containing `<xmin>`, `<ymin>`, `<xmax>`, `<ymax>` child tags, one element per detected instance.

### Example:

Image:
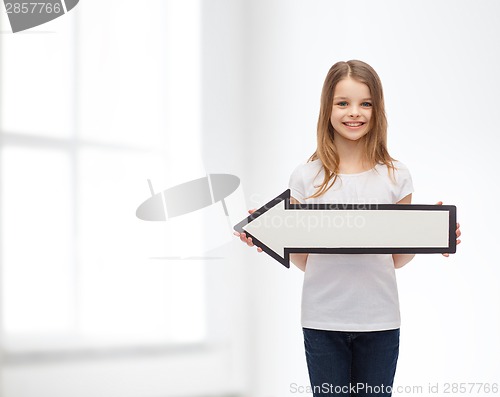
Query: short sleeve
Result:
<box><xmin>288</xmin><ymin>164</ymin><xmax>306</xmax><ymax>204</ymax></box>
<box><xmin>395</xmin><ymin>162</ymin><xmax>414</xmax><ymax>201</ymax></box>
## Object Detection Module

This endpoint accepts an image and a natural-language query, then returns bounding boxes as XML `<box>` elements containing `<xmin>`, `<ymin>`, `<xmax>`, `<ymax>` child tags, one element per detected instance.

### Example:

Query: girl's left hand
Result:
<box><xmin>436</xmin><ymin>201</ymin><xmax>461</xmax><ymax>257</ymax></box>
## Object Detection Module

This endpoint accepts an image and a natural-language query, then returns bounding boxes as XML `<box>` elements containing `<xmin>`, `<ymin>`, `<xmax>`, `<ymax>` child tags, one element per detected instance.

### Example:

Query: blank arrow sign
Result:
<box><xmin>233</xmin><ymin>189</ymin><xmax>457</xmax><ymax>268</ymax></box>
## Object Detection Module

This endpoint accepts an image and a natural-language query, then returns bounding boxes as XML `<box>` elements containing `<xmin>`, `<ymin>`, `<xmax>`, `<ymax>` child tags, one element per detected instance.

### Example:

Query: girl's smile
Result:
<box><xmin>342</xmin><ymin>121</ymin><xmax>365</xmax><ymax>129</ymax></box>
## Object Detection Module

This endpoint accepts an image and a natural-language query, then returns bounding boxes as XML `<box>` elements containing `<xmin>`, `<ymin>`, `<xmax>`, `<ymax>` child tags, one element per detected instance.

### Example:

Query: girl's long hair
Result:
<box><xmin>306</xmin><ymin>60</ymin><xmax>396</xmax><ymax>199</ymax></box>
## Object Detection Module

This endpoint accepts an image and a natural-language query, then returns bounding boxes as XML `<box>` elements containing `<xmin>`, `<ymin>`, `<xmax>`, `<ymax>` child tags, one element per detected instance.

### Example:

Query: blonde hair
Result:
<box><xmin>306</xmin><ymin>60</ymin><xmax>397</xmax><ymax>200</ymax></box>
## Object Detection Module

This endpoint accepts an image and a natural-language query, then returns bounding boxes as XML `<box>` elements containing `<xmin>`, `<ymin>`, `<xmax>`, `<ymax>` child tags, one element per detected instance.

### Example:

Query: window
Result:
<box><xmin>0</xmin><ymin>0</ymin><xmax>206</xmax><ymax>353</ymax></box>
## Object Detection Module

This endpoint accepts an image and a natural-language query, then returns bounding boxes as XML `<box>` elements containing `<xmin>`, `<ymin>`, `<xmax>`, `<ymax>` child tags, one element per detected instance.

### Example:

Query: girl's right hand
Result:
<box><xmin>233</xmin><ymin>209</ymin><xmax>263</xmax><ymax>253</ymax></box>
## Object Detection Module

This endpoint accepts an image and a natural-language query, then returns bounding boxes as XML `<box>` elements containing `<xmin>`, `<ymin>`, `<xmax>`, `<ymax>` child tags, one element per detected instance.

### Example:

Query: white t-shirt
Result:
<box><xmin>288</xmin><ymin>158</ymin><xmax>414</xmax><ymax>331</ymax></box>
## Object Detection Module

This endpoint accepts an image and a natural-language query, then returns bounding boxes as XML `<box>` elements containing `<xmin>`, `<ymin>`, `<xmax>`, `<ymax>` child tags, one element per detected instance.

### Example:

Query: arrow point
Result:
<box><xmin>233</xmin><ymin>190</ymin><xmax>291</xmax><ymax>268</ymax></box>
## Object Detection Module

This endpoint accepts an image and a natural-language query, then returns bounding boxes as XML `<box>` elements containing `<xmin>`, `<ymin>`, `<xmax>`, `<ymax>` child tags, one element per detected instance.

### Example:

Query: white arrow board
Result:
<box><xmin>233</xmin><ymin>189</ymin><xmax>457</xmax><ymax>268</ymax></box>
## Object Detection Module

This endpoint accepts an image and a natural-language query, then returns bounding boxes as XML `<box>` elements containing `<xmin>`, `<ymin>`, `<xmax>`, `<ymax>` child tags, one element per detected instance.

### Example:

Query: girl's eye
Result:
<box><xmin>361</xmin><ymin>102</ymin><xmax>372</xmax><ymax>107</ymax></box>
<box><xmin>338</xmin><ymin>101</ymin><xmax>348</xmax><ymax>106</ymax></box>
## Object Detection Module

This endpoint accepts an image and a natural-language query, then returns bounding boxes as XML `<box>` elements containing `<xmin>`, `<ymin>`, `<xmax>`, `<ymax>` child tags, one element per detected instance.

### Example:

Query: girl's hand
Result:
<box><xmin>233</xmin><ymin>209</ymin><xmax>263</xmax><ymax>253</ymax></box>
<box><xmin>436</xmin><ymin>201</ymin><xmax>461</xmax><ymax>257</ymax></box>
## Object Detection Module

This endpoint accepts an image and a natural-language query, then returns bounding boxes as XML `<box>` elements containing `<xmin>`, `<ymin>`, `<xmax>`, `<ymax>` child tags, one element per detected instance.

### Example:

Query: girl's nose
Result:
<box><xmin>349</xmin><ymin>108</ymin><xmax>360</xmax><ymax>117</ymax></box>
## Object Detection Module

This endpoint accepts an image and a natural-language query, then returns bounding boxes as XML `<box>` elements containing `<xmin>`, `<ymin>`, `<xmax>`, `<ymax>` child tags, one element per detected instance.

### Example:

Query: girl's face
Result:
<box><xmin>330</xmin><ymin>77</ymin><xmax>372</xmax><ymax>142</ymax></box>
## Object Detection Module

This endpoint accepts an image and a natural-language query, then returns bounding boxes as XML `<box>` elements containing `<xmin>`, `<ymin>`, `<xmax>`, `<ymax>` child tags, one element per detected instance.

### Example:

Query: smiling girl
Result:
<box><xmin>235</xmin><ymin>60</ymin><xmax>461</xmax><ymax>396</ymax></box>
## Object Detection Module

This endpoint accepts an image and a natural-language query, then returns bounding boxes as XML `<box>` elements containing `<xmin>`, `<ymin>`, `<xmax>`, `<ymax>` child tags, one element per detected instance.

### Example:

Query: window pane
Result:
<box><xmin>77</xmin><ymin>0</ymin><xmax>169</xmax><ymax>148</ymax></box>
<box><xmin>0</xmin><ymin>15</ymin><xmax>73</xmax><ymax>137</ymax></box>
<box><xmin>1</xmin><ymin>146</ymin><xmax>73</xmax><ymax>335</ymax></box>
<box><xmin>77</xmin><ymin>148</ymin><xmax>206</xmax><ymax>343</ymax></box>
<box><xmin>77</xmin><ymin>0</ymin><xmax>202</xmax><ymax>153</ymax></box>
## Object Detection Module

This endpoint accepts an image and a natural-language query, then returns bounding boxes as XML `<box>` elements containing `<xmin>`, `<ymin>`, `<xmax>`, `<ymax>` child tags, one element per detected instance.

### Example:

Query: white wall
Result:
<box><xmin>233</xmin><ymin>0</ymin><xmax>500</xmax><ymax>396</ymax></box>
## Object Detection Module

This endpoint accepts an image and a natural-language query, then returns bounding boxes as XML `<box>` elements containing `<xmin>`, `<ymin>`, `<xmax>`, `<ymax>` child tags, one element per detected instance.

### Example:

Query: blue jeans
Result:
<box><xmin>303</xmin><ymin>328</ymin><xmax>400</xmax><ymax>396</ymax></box>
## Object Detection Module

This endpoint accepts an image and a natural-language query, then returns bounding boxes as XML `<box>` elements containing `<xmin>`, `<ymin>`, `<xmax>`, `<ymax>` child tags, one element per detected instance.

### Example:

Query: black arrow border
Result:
<box><xmin>233</xmin><ymin>189</ymin><xmax>457</xmax><ymax>268</ymax></box>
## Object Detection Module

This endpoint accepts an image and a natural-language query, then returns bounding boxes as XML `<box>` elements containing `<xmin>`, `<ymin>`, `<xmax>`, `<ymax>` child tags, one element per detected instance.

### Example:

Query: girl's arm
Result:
<box><xmin>393</xmin><ymin>193</ymin><xmax>416</xmax><ymax>269</ymax></box>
